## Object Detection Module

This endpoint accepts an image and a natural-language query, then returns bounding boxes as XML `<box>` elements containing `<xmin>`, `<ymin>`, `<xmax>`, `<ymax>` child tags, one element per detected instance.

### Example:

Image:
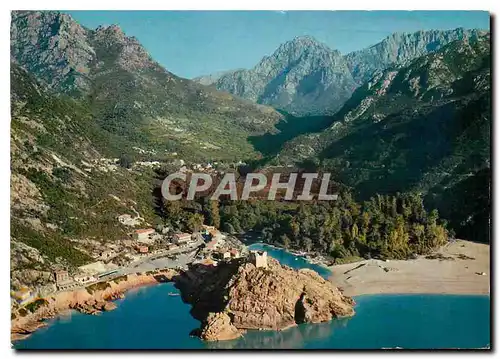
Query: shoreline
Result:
<box><xmin>11</xmin><ymin>269</ymin><xmax>178</xmax><ymax>342</ymax></box>
<box><xmin>328</xmin><ymin>239</ymin><xmax>490</xmax><ymax>297</ymax></box>
<box><xmin>12</xmin><ymin>239</ymin><xmax>490</xmax><ymax>344</ymax></box>
<box><xmin>242</xmin><ymin>236</ymin><xmax>333</xmax><ymax>270</ymax></box>
<box><xmin>243</xmin><ymin>236</ymin><xmax>490</xmax><ymax>296</ymax></box>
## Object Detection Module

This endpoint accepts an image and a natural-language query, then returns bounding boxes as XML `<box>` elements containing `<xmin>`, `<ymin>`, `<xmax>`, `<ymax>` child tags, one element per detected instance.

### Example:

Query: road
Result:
<box><xmin>111</xmin><ymin>239</ymin><xmax>204</xmax><ymax>276</ymax></box>
<box><xmin>52</xmin><ymin>239</ymin><xmax>205</xmax><ymax>295</ymax></box>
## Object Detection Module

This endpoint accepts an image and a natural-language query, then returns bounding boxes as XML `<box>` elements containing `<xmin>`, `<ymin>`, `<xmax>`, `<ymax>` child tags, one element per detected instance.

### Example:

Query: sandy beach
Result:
<box><xmin>329</xmin><ymin>240</ymin><xmax>490</xmax><ymax>297</ymax></box>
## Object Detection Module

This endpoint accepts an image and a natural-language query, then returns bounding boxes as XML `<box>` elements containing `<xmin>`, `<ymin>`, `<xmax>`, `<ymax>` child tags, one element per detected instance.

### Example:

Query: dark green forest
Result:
<box><xmin>157</xmin><ymin>181</ymin><xmax>449</xmax><ymax>262</ymax></box>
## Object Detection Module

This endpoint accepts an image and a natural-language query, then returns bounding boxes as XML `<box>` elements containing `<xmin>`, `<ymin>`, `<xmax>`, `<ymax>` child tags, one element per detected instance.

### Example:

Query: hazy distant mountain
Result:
<box><xmin>194</xmin><ymin>69</ymin><xmax>242</xmax><ymax>86</ymax></box>
<box><xmin>196</xmin><ymin>29</ymin><xmax>487</xmax><ymax>116</ymax></box>
<box><xmin>345</xmin><ymin>28</ymin><xmax>488</xmax><ymax>84</ymax></box>
<box><xmin>194</xmin><ymin>36</ymin><xmax>358</xmax><ymax>116</ymax></box>
<box><xmin>10</xmin><ymin>10</ymin><xmax>282</xmax><ymax>162</ymax></box>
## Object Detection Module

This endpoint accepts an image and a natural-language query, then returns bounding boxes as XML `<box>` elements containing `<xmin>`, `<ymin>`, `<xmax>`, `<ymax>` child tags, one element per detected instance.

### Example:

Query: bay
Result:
<box><xmin>14</xmin><ymin>243</ymin><xmax>490</xmax><ymax>350</ymax></box>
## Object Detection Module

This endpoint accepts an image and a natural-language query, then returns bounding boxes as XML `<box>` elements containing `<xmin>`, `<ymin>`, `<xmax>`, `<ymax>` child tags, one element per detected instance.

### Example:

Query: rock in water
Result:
<box><xmin>199</xmin><ymin>312</ymin><xmax>243</xmax><ymax>341</ymax></box>
<box><xmin>102</xmin><ymin>302</ymin><xmax>117</xmax><ymax>311</ymax></box>
<box><xmin>177</xmin><ymin>257</ymin><xmax>355</xmax><ymax>341</ymax></box>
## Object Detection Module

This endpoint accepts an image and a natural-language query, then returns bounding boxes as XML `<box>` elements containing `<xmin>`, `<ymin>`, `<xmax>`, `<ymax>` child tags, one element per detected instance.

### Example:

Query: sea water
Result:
<box><xmin>14</xmin><ymin>244</ymin><xmax>490</xmax><ymax>350</ymax></box>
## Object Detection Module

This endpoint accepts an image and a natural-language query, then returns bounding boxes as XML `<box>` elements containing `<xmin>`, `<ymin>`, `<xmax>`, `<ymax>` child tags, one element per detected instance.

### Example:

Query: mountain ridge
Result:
<box><xmin>11</xmin><ymin>10</ymin><xmax>283</xmax><ymax>162</ymax></box>
<box><xmin>277</xmin><ymin>35</ymin><xmax>491</xmax><ymax>242</ymax></box>
<box><xmin>195</xmin><ymin>36</ymin><xmax>357</xmax><ymax>116</ymax></box>
<box><xmin>195</xmin><ymin>28</ymin><xmax>487</xmax><ymax>116</ymax></box>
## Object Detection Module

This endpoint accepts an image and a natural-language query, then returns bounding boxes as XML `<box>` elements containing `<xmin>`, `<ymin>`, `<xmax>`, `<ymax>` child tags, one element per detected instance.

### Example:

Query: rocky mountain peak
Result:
<box><xmin>259</xmin><ymin>35</ymin><xmax>339</xmax><ymax>69</ymax></box>
<box><xmin>95</xmin><ymin>24</ymin><xmax>124</xmax><ymax>34</ymax></box>
<box><xmin>284</xmin><ymin>35</ymin><xmax>330</xmax><ymax>50</ymax></box>
<box><xmin>345</xmin><ymin>28</ymin><xmax>486</xmax><ymax>84</ymax></box>
<box><xmin>197</xmin><ymin>35</ymin><xmax>355</xmax><ymax>116</ymax></box>
<box><xmin>11</xmin><ymin>10</ymin><xmax>94</xmax><ymax>95</ymax></box>
<box><xmin>90</xmin><ymin>23</ymin><xmax>158</xmax><ymax>72</ymax></box>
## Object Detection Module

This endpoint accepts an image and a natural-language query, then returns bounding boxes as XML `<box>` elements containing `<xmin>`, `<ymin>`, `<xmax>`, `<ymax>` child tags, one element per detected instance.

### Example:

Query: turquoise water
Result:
<box><xmin>248</xmin><ymin>242</ymin><xmax>332</xmax><ymax>278</ymax></box>
<box><xmin>14</xmin><ymin>244</ymin><xmax>490</xmax><ymax>349</ymax></box>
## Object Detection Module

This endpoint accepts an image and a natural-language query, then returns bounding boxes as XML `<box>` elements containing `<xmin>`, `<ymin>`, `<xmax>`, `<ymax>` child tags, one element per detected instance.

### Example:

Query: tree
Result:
<box><xmin>118</xmin><ymin>154</ymin><xmax>132</xmax><ymax>168</ymax></box>
<box><xmin>164</xmin><ymin>200</ymin><xmax>182</xmax><ymax>226</ymax></box>
<box><xmin>230</xmin><ymin>217</ymin><xmax>242</xmax><ymax>233</ymax></box>
<box><xmin>187</xmin><ymin>213</ymin><xmax>204</xmax><ymax>233</ymax></box>
<box><xmin>280</xmin><ymin>234</ymin><xmax>291</xmax><ymax>249</ymax></box>
<box><xmin>208</xmin><ymin>200</ymin><xmax>221</xmax><ymax>228</ymax></box>
<box><xmin>223</xmin><ymin>222</ymin><xmax>235</xmax><ymax>234</ymax></box>
<box><xmin>303</xmin><ymin>237</ymin><xmax>313</xmax><ymax>252</ymax></box>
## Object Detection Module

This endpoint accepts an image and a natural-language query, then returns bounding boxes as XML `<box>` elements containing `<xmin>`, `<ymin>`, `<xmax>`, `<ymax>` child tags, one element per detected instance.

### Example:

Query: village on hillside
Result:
<box><xmin>11</xmin><ymin>217</ymin><xmax>248</xmax><ymax>308</ymax></box>
<box><xmin>11</xmin><ymin>154</ymin><xmax>282</xmax><ymax>311</ymax></box>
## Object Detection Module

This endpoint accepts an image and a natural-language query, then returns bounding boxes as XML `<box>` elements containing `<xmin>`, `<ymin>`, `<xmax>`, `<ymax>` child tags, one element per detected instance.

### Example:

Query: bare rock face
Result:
<box><xmin>345</xmin><ymin>28</ymin><xmax>486</xmax><ymax>84</ymax></box>
<box><xmin>70</xmin><ymin>298</ymin><xmax>117</xmax><ymax>314</ymax></box>
<box><xmin>102</xmin><ymin>301</ymin><xmax>117</xmax><ymax>311</ymax></box>
<box><xmin>199</xmin><ymin>312</ymin><xmax>242</xmax><ymax>342</ymax></box>
<box><xmin>227</xmin><ymin>261</ymin><xmax>354</xmax><ymax>330</ymax></box>
<box><xmin>177</xmin><ymin>257</ymin><xmax>355</xmax><ymax>341</ymax></box>
<box><xmin>195</xmin><ymin>36</ymin><xmax>357</xmax><ymax>116</ymax></box>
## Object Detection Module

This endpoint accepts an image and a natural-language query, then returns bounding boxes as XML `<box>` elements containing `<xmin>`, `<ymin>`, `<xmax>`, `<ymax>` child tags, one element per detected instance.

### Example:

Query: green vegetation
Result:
<box><xmin>219</xmin><ymin>193</ymin><xmax>448</xmax><ymax>260</ymax></box>
<box><xmin>157</xmin><ymin>186</ymin><xmax>449</xmax><ymax>260</ymax></box>
<box><xmin>25</xmin><ymin>298</ymin><xmax>48</xmax><ymax>313</ymax></box>
<box><xmin>112</xmin><ymin>275</ymin><xmax>128</xmax><ymax>284</ymax></box>
<box><xmin>276</xmin><ymin>36</ymin><xmax>491</xmax><ymax>243</ymax></box>
<box><xmin>86</xmin><ymin>282</ymin><xmax>111</xmax><ymax>294</ymax></box>
<box><xmin>9</xmin><ymin>16</ymin><xmax>490</xmax><ymax>291</ymax></box>
<box><xmin>11</xmin><ymin>219</ymin><xmax>91</xmax><ymax>267</ymax></box>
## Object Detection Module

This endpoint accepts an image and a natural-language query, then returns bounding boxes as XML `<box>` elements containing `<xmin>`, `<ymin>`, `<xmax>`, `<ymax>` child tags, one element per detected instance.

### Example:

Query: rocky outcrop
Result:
<box><xmin>345</xmin><ymin>28</ymin><xmax>487</xmax><ymax>84</ymax></box>
<box><xmin>11</xmin><ymin>10</ymin><xmax>283</xmax><ymax>170</ymax></box>
<box><xmin>199</xmin><ymin>312</ymin><xmax>243</xmax><ymax>341</ymax></box>
<box><xmin>70</xmin><ymin>298</ymin><xmax>117</xmax><ymax>315</ymax></box>
<box><xmin>177</xmin><ymin>258</ymin><xmax>354</xmax><ymax>341</ymax></box>
<box><xmin>11</xmin><ymin>269</ymin><xmax>178</xmax><ymax>342</ymax></box>
<box><xmin>197</xmin><ymin>29</ymin><xmax>489</xmax><ymax>116</ymax></box>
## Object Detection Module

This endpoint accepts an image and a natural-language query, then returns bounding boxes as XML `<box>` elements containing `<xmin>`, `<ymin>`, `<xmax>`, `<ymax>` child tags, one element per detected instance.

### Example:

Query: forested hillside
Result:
<box><xmin>11</xmin><ymin>10</ymin><xmax>283</xmax><ymax>162</ymax></box>
<box><xmin>278</xmin><ymin>35</ymin><xmax>491</xmax><ymax>242</ymax></box>
<box><xmin>10</xmin><ymin>64</ymin><xmax>161</xmax><ymax>288</ymax></box>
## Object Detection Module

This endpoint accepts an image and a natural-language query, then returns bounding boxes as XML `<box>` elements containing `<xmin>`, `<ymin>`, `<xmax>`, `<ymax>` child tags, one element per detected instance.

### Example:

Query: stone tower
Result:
<box><xmin>249</xmin><ymin>250</ymin><xmax>268</xmax><ymax>268</ymax></box>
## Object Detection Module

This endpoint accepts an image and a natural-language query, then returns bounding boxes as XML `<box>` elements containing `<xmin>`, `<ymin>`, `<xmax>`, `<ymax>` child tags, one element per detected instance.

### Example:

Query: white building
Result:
<box><xmin>133</xmin><ymin>228</ymin><xmax>156</xmax><ymax>244</ymax></box>
<box><xmin>118</xmin><ymin>214</ymin><xmax>143</xmax><ymax>227</ymax></box>
<box><xmin>249</xmin><ymin>250</ymin><xmax>268</xmax><ymax>268</ymax></box>
<box><xmin>74</xmin><ymin>274</ymin><xmax>97</xmax><ymax>285</ymax></box>
<box><xmin>172</xmin><ymin>233</ymin><xmax>192</xmax><ymax>245</ymax></box>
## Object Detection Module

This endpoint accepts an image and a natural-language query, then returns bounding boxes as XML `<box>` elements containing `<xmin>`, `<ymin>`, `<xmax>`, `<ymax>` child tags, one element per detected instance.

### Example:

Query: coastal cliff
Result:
<box><xmin>177</xmin><ymin>258</ymin><xmax>355</xmax><ymax>341</ymax></box>
<box><xmin>11</xmin><ymin>269</ymin><xmax>178</xmax><ymax>341</ymax></box>
<box><xmin>13</xmin><ymin>257</ymin><xmax>355</xmax><ymax>343</ymax></box>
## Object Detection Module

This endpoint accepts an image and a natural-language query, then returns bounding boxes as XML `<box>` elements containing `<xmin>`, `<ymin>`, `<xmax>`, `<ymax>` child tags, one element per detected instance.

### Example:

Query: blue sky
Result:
<box><xmin>65</xmin><ymin>10</ymin><xmax>490</xmax><ymax>79</ymax></box>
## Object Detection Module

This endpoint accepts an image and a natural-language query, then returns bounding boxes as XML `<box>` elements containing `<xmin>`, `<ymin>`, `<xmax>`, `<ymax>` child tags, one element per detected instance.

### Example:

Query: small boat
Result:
<box><xmin>168</xmin><ymin>292</ymin><xmax>180</xmax><ymax>297</ymax></box>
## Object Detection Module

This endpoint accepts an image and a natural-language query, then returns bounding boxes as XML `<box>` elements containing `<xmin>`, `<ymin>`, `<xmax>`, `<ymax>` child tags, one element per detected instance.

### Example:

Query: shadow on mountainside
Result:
<box><xmin>248</xmin><ymin>110</ymin><xmax>334</xmax><ymax>157</ymax></box>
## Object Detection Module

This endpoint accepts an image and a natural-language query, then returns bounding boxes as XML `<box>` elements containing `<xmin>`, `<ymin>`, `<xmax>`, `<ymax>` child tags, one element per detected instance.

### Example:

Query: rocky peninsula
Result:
<box><xmin>176</xmin><ymin>255</ymin><xmax>355</xmax><ymax>341</ymax></box>
<box><xmin>12</xmin><ymin>253</ymin><xmax>355</xmax><ymax>343</ymax></box>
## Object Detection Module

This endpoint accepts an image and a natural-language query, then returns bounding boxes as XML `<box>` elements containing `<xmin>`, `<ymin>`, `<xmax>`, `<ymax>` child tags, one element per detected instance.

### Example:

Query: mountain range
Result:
<box><xmin>195</xmin><ymin>28</ymin><xmax>486</xmax><ymax>116</ymax></box>
<box><xmin>9</xmin><ymin>10</ymin><xmax>491</xmax><ymax>288</ymax></box>
<box><xmin>278</xmin><ymin>34</ymin><xmax>491</xmax><ymax>242</ymax></box>
<box><xmin>11</xmin><ymin>11</ymin><xmax>283</xmax><ymax>163</ymax></box>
